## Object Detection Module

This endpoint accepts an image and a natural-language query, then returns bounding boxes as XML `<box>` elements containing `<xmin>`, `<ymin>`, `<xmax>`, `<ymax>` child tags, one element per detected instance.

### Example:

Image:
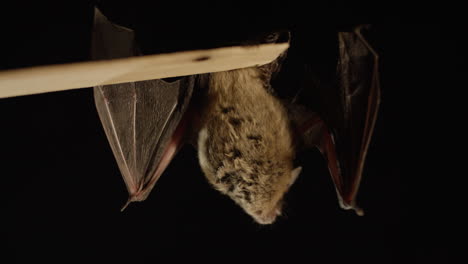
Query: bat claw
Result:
<box><xmin>346</xmin><ymin>204</ymin><xmax>365</xmax><ymax>216</ymax></box>
<box><xmin>338</xmin><ymin>197</ymin><xmax>364</xmax><ymax>216</ymax></box>
<box><xmin>120</xmin><ymin>199</ymin><xmax>132</xmax><ymax>212</ymax></box>
<box><xmin>120</xmin><ymin>194</ymin><xmax>142</xmax><ymax>212</ymax></box>
<box><xmin>355</xmin><ymin>207</ymin><xmax>365</xmax><ymax>216</ymax></box>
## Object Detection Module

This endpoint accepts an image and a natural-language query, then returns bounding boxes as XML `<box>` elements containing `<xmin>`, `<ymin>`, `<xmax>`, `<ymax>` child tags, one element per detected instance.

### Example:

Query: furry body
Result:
<box><xmin>197</xmin><ymin>67</ymin><xmax>300</xmax><ymax>224</ymax></box>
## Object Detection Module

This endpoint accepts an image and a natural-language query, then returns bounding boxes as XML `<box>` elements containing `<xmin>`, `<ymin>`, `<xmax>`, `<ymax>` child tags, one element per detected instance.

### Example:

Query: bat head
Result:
<box><xmin>218</xmin><ymin>166</ymin><xmax>302</xmax><ymax>225</ymax></box>
<box><xmin>198</xmin><ymin>121</ymin><xmax>302</xmax><ymax>224</ymax></box>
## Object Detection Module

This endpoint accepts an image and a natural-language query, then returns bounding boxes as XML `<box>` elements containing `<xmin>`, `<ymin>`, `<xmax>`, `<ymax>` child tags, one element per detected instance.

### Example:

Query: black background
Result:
<box><xmin>1</xmin><ymin>1</ymin><xmax>461</xmax><ymax>263</ymax></box>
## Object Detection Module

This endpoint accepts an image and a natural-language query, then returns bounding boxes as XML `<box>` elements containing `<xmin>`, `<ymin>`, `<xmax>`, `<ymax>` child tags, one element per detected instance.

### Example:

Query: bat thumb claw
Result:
<box><xmin>353</xmin><ymin>206</ymin><xmax>365</xmax><ymax>216</ymax></box>
<box><xmin>338</xmin><ymin>197</ymin><xmax>365</xmax><ymax>216</ymax></box>
<box><xmin>120</xmin><ymin>198</ymin><xmax>132</xmax><ymax>212</ymax></box>
<box><xmin>342</xmin><ymin>203</ymin><xmax>365</xmax><ymax>216</ymax></box>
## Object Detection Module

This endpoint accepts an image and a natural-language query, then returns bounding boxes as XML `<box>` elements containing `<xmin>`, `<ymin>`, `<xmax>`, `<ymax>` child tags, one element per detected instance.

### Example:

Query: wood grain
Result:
<box><xmin>0</xmin><ymin>42</ymin><xmax>288</xmax><ymax>98</ymax></box>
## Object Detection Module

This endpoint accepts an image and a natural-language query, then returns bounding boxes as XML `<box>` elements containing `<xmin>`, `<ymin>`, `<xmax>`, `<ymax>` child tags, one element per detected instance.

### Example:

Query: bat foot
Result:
<box><xmin>338</xmin><ymin>198</ymin><xmax>364</xmax><ymax>216</ymax></box>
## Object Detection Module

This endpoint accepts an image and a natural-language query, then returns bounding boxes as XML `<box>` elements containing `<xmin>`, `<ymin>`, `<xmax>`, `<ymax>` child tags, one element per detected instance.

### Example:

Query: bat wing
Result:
<box><xmin>327</xmin><ymin>26</ymin><xmax>380</xmax><ymax>214</ymax></box>
<box><xmin>92</xmin><ymin>8</ymin><xmax>195</xmax><ymax>209</ymax></box>
<box><xmin>288</xmin><ymin>26</ymin><xmax>380</xmax><ymax>215</ymax></box>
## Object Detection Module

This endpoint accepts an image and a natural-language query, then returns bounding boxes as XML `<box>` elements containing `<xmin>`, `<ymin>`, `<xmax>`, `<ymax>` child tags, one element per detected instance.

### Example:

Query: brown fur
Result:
<box><xmin>197</xmin><ymin>67</ymin><xmax>299</xmax><ymax>224</ymax></box>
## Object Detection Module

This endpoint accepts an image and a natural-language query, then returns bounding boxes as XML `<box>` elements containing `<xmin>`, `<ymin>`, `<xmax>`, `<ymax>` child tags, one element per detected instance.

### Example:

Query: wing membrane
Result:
<box><xmin>328</xmin><ymin>26</ymin><xmax>381</xmax><ymax>213</ymax></box>
<box><xmin>94</xmin><ymin>78</ymin><xmax>194</xmax><ymax>206</ymax></box>
<box><xmin>92</xmin><ymin>7</ymin><xmax>194</xmax><ymax>207</ymax></box>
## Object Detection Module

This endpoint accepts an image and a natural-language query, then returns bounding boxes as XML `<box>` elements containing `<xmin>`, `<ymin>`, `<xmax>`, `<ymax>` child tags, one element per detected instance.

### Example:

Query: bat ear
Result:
<box><xmin>290</xmin><ymin>166</ymin><xmax>302</xmax><ymax>187</ymax></box>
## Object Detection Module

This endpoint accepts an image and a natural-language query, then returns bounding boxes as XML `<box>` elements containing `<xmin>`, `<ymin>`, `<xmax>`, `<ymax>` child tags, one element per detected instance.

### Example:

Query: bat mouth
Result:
<box><xmin>253</xmin><ymin>208</ymin><xmax>282</xmax><ymax>225</ymax></box>
<box><xmin>251</xmin><ymin>200</ymin><xmax>283</xmax><ymax>225</ymax></box>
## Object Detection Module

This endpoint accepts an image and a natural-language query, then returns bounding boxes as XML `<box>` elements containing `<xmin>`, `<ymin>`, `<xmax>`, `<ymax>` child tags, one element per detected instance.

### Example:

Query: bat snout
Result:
<box><xmin>252</xmin><ymin>204</ymin><xmax>282</xmax><ymax>225</ymax></box>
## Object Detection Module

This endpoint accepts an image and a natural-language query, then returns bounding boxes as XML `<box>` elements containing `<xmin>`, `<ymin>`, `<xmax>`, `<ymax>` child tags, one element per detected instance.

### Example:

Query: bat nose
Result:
<box><xmin>253</xmin><ymin>206</ymin><xmax>282</xmax><ymax>225</ymax></box>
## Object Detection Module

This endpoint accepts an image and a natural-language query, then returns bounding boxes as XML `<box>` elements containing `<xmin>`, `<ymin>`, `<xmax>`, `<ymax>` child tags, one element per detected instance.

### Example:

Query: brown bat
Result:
<box><xmin>93</xmin><ymin>9</ymin><xmax>380</xmax><ymax>223</ymax></box>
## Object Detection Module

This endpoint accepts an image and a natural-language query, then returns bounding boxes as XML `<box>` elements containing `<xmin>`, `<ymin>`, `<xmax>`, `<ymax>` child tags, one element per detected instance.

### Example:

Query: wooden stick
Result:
<box><xmin>0</xmin><ymin>42</ymin><xmax>288</xmax><ymax>98</ymax></box>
